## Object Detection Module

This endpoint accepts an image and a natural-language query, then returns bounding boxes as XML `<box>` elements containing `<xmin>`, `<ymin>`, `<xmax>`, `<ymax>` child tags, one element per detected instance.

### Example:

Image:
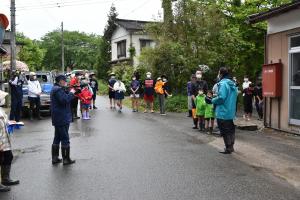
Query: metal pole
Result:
<box><xmin>61</xmin><ymin>22</ymin><xmax>64</xmax><ymax>73</ymax></box>
<box><xmin>10</xmin><ymin>0</ymin><xmax>16</xmax><ymax>73</ymax></box>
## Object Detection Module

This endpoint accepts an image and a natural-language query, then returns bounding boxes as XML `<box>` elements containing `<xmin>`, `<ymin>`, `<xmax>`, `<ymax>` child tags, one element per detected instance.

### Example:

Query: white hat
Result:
<box><xmin>30</xmin><ymin>72</ymin><xmax>36</xmax><ymax>76</ymax></box>
<box><xmin>146</xmin><ymin>72</ymin><xmax>151</xmax><ymax>75</ymax></box>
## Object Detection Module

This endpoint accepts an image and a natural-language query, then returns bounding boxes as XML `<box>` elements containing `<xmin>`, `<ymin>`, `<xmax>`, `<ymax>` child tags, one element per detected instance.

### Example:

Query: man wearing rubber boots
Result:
<box><xmin>50</xmin><ymin>75</ymin><xmax>76</xmax><ymax>165</ymax></box>
<box><xmin>212</xmin><ymin>67</ymin><xmax>238</xmax><ymax>154</ymax></box>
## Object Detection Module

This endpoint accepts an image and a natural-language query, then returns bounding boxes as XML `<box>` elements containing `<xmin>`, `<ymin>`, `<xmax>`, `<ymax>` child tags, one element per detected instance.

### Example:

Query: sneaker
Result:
<box><xmin>160</xmin><ymin>113</ymin><xmax>167</xmax><ymax>116</ymax></box>
<box><xmin>93</xmin><ymin>106</ymin><xmax>98</xmax><ymax>109</ymax></box>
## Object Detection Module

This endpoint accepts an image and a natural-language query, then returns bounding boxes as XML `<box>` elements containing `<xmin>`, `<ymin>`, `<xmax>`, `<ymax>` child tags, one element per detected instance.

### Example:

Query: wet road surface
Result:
<box><xmin>1</xmin><ymin>97</ymin><xmax>300</xmax><ymax>200</ymax></box>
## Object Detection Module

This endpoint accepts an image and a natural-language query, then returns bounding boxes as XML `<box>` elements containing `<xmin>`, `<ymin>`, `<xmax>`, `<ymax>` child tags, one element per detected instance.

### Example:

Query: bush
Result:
<box><xmin>123</xmin><ymin>94</ymin><xmax>188</xmax><ymax>113</ymax></box>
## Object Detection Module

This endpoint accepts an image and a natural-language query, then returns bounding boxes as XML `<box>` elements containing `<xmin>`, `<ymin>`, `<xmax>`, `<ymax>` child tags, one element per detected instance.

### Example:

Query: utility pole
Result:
<box><xmin>61</xmin><ymin>22</ymin><xmax>65</xmax><ymax>73</ymax></box>
<box><xmin>10</xmin><ymin>0</ymin><xmax>16</xmax><ymax>73</ymax></box>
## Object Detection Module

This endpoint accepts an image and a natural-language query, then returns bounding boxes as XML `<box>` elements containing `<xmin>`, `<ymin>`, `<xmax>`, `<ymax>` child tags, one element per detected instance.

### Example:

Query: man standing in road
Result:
<box><xmin>28</xmin><ymin>72</ymin><xmax>42</xmax><ymax>120</ymax></box>
<box><xmin>9</xmin><ymin>70</ymin><xmax>24</xmax><ymax>123</ymax></box>
<box><xmin>212</xmin><ymin>67</ymin><xmax>238</xmax><ymax>154</ymax></box>
<box><xmin>191</xmin><ymin>70</ymin><xmax>208</xmax><ymax>129</ymax></box>
<box><xmin>50</xmin><ymin>75</ymin><xmax>76</xmax><ymax>165</ymax></box>
<box><xmin>143</xmin><ymin>72</ymin><xmax>155</xmax><ymax>113</ymax></box>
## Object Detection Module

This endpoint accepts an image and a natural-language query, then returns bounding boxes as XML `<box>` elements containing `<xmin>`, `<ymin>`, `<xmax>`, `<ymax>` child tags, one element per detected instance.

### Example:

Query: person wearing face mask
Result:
<box><xmin>242</xmin><ymin>75</ymin><xmax>251</xmax><ymax>90</ymax></box>
<box><xmin>9</xmin><ymin>70</ymin><xmax>24</xmax><ymax>123</ymax></box>
<box><xmin>0</xmin><ymin>90</ymin><xmax>20</xmax><ymax>192</ymax></box>
<box><xmin>108</xmin><ymin>73</ymin><xmax>117</xmax><ymax>109</ymax></box>
<box><xmin>212</xmin><ymin>67</ymin><xmax>238</xmax><ymax>154</ymax></box>
<box><xmin>50</xmin><ymin>75</ymin><xmax>76</xmax><ymax>165</ymax></box>
<box><xmin>143</xmin><ymin>72</ymin><xmax>155</xmax><ymax>113</ymax></box>
<box><xmin>191</xmin><ymin>70</ymin><xmax>208</xmax><ymax>129</ymax></box>
<box><xmin>69</xmin><ymin>72</ymin><xmax>81</xmax><ymax>120</ymax></box>
<box><xmin>27</xmin><ymin>72</ymin><xmax>42</xmax><ymax>120</ymax></box>
<box><xmin>130</xmin><ymin>75</ymin><xmax>140</xmax><ymax>112</ymax></box>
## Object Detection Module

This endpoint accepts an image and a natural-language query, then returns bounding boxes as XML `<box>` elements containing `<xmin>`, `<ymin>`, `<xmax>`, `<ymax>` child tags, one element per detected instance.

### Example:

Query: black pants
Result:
<box><xmin>29</xmin><ymin>97</ymin><xmax>41</xmax><ymax>116</ymax></box>
<box><xmin>217</xmin><ymin>119</ymin><xmax>235</xmax><ymax>151</ymax></box>
<box><xmin>0</xmin><ymin>151</ymin><xmax>13</xmax><ymax>165</ymax></box>
<box><xmin>71</xmin><ymin>97</ymin><xmax>79</xmax><ymax>118</ymax></box>
<box><xmin>10</xmin><ymin>98</ymin><xmax>22</xmax><ymax>122</ymax></box>
<box><xmin>53</xmin><ymin>124</ymin><xmax>70</xmax><ymax>147</ymax></box>
<box><xmin>255</xmin><ymin>102</ymin><xmax>263</xmax><ymax>119</ymax></box>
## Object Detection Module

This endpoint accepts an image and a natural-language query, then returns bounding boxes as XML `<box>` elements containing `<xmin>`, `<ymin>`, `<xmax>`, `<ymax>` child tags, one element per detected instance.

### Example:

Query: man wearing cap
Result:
<box><xmin>50</xmin><ymin>75</ymin><xmax>76</xmax><ymax>165</ymax></box>
<box><xmin>27</xmin><ymin>72</ymin><xmax>42</xmax><ymax>120</ymax></box>
<box><xmin>69</xmin><ymin>72</ymin><xmax>81</xmax><ymax>120</ymax></box>
<box><xmin>108</xmin><ymin>73</ymin><xmax>117</xmax><ymax>109</ymax></box>
<box><xmin>143</xmin><ymin>72</ymin><xmax>155</xmax><ymax>113</ymax></box>
<box><xmin>9</xmin><ymin>70</ymin><xmax>24</xmax><ymax>123</ymax></box>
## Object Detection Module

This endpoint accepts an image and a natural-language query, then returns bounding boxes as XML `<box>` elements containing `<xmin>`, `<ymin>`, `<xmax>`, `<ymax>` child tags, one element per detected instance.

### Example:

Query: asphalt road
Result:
<box><xmin>1</xmin><ymin>96</ymin><xmax>299</xmax><ymax>200</ymax></box>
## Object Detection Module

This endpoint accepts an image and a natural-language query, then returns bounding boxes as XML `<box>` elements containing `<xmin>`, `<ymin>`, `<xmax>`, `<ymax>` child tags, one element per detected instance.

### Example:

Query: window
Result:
<box><xmin>117</xmin><ymin>40</ymin><xmax>126</xmax><ymax>58</ymax></box>
<box><xmin>289</xmin><ymin>35</ymin><xmax>300</xmax><ymax>124</ymax></box>
<box><xmin>140</xmin><ymin>40</ymin><xmax>152</xmax><ymax>51</ymax></box>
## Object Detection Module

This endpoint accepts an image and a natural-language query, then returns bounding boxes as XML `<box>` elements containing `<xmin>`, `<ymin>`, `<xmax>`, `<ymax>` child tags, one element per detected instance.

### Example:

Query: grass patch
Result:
<box><xmin>98</xmin><ymin>79</ymin><xmax>108</xmax><ymax>96</ymax></box>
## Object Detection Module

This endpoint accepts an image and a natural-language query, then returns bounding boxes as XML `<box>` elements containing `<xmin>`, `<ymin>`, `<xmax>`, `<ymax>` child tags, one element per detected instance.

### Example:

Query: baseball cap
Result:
<box><xmin>55</xmin><ymin>75</ymin><xmax>67</xmax><ymax>83</ymax></box>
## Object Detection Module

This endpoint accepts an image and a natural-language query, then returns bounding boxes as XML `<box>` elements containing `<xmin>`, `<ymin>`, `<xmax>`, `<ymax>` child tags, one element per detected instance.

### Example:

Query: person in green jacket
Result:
<box><xmin>195</xmin><ymin>88</ymin><xmax>206</xmax><ymax>131</ymax></box>
<box><xmin>204</xmin><ymin>90</ymin><xmax>215</xmax><ymax>134</ymax></box>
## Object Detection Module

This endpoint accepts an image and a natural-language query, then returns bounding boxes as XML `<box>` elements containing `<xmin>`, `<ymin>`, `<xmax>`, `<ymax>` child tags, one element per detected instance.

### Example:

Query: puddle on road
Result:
<box><xmin>70</xmin><ymin>125</ymin><xmax>97</xmax><ymax>138</ymax></box>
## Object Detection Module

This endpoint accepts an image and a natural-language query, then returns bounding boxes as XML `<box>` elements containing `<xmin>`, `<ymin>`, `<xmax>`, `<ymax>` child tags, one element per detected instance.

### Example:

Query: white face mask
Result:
<box><xmin>196</xmin><ymin>74</ymin><xmax>202</xmax><ymax>79</ymax></box>
<box><xmin>132</xmin><ymin>77</ymin><xmax>136</xmax><ymax>81</ymax></box>
<box><xmin>33</xmin><ymin>76</ymin><xmax>37</xmax><ymax>80</ymax></box>
<box><xmin>111</xmin><ymin>76</ymin><xmax>115</xmax><ymax>79</ymax></box>
<box><xmin>163</xmin><ymin>78</ymin><xmax>167</xmax><ymax>82</ymax></box>
<box><xmin>244</xmin><ymin>78</ymin><xmax>249</xmax><ymax>82</ymax></box>
<box><xmin>198</xmin><ymin>91</ymin><xmax>204</xmax><ymax>95</ymax></box>
<box><xmin>146</xmin><ymin>75</ymin><xmax>151</xmax><ymax>78</ymax></box>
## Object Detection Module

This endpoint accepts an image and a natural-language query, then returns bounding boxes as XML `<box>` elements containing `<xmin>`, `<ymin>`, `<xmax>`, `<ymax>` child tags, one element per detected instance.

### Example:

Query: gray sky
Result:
<box><xmin>0</xmin><ymin>0</ymin><xmax>163</xmax><ymax>39</ymax></box>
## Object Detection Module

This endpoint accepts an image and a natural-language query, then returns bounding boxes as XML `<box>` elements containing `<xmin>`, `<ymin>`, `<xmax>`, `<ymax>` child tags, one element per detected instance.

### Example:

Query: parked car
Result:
<box><xmin>22</xmin><ymin>71</ymin><xmax>55</xmax><ymax>115</ymax></box>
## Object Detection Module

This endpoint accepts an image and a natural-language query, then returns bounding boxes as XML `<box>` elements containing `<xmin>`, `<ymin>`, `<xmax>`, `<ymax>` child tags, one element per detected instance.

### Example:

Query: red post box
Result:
<box><xmin>262</xmin><ymin>63</ymin><xmax>282</xmax><ymax>97</ymax></box>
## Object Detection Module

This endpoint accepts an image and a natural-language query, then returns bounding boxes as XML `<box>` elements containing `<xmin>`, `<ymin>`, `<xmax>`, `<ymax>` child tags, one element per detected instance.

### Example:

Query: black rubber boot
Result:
<box><xmin>62</xmin><ymin>146</ymin><xmax>75</xmax><ymax>165</ymax></box>
<box><xmin>29</xmin><ymin>110</ymin><xmax>33</xmax><ymax>121</ymax></box>
<box><xmin>0</xmin><ymin>184</ymin><xmax>10</xmax><ymax>192</ymax></box>
<box><xmin>1</xmin><ymin>165</ymin><xmax>20</xmax><ymax>186</ymax></box>
<box><xmin>192</xmin><ymin>118</ymin><xmax>198</xmax><ymax>129</ymax></box>
<box><xmin>187</xmin><ymin>110</ymin><xmax>192</xmax><ymax>117</ymax></box>
<box><xmin>52</xmin><ymin>144</ymin><xmax>62</xmax><ymax>165</ymax></box>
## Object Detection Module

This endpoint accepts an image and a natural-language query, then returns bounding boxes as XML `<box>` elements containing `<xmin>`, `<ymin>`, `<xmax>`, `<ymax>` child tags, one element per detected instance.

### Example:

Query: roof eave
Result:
<box><xmin>247</xmin><ymin>1</ymin><xmax>300</xmax><ymax>24</ymax></box>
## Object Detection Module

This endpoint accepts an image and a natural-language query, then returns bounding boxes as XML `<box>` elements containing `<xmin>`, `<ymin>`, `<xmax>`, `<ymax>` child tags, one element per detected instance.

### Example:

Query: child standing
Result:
<box><xmin>195</xmin><ymin>89</ymin><xmax>206</xmax><ymax>131</ymax></box>
<box><xmin>78</xmin><ymin>83</ymin><xmax>93</xmax><ymax>120</ymax></box>
<box><xmin>204</xmin><ymin>90</ymin><xmax>215</xmax><ymax>134</ymax></box>
<box><xmin>89</xmin><ymin>73</ymin><xmax>99</xmax><ymax>109</ymax></box>
<box><xmin>113</xmin><ymin>79</ymin><xmax>126</xmax><ymax>112</ymax></box>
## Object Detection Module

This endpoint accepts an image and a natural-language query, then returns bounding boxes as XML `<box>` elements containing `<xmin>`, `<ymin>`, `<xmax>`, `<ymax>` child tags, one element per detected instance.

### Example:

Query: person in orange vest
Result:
<box><xmin>155</xmin><ymin>75</ymin><xmax>172</xmax><ymax>116</ymax></box>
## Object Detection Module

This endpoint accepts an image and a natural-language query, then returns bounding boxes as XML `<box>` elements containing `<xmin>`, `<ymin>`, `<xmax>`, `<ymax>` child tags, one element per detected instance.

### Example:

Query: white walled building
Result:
<box><xmin>111</xmin><ymin>19</ymin><xmax>156</xmax><ymax>67</ymax></box>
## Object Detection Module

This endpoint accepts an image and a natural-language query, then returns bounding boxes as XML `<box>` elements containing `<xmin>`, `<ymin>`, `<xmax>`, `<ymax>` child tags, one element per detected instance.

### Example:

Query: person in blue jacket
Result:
<box><xmin>212</xmin><ymin>67</ymin><xmax>238</xmax><ymax>154</ymax></box>
<box><xmin>50</xmin><ymin>75</ymin><xmax>76</xmax><ymax>165</ymax></box>
<box><xmin>9</xmin><ymin>70</ymin><xmax>23</xmax><ymax>123</ymax></box>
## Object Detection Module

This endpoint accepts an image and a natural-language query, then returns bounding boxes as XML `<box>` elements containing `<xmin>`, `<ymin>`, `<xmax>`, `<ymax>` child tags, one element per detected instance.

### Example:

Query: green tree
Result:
<box><xmin>97</xmin><ymin>4</ymin><xmax>118</xmax><ymax>78</ymax></box>
<box><xmin>17</xmin><ymin>33</ymin><xmax>44</xmax><ymax>71</ymax></box>
<box><xmin>40</xmin><ymin>30</ymin><xmax>102</xmax><ymax>71</ymax></box>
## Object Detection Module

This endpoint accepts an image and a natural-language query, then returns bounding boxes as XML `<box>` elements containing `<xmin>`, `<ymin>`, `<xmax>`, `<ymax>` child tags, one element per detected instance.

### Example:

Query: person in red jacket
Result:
<box><xmin>78</xmin><ymin>83</ymin><xmax>93</xmax><ymax>120</ymax></box>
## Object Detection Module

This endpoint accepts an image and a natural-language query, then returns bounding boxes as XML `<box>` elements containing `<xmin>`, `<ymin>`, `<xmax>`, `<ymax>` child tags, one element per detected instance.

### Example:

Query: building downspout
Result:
<box><xmin>263</xmin><ymin>31</ymin><xmax>268</xmax><ymax>127</ymax></box>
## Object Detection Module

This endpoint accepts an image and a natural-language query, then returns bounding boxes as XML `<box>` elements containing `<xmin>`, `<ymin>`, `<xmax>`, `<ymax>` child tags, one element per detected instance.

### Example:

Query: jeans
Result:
<box><xmin>158</xmin><ymin>94</ymin><xmax>165</xmax><ymax>114</ymax></box>
<box><xmin>217</xmin><ymin>119</ymin><xmax>235</xmax><ymax>151</ymax></box>
<box><xmin>10</xmin><ymin>98</ymin><xmax>22</xmax><ymax>122</ymax></box>
<box><xmin>53</xmin><ymin>124</ymin><xmax>70</xmax><ymax>147</ymax></box>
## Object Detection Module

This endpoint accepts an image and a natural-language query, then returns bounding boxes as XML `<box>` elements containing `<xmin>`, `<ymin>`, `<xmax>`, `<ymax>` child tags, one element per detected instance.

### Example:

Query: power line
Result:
<box><xmin>15</xmin><ymin>0</ymin><xmax>126</xmax><ymax>11</ymax></box>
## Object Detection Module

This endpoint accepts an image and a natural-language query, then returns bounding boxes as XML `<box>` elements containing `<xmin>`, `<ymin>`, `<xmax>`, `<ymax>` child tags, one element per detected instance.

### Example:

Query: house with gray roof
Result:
<box><xmin>110</xmin><ymin>18</ymin><xmax>156</xmax><ymax>67</ymax></box>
